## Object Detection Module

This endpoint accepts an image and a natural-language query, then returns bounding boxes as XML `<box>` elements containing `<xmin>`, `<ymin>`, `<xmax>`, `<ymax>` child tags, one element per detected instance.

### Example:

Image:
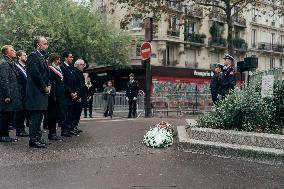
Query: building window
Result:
<box><xmin>166</xmin><ymin>46</ymin><xmax>175</xmax><ymax>66</ymax></box>
<box><xmin>270</xmin><ymin>58</ymin><xmax>275</xmax><ymax>69</ymax></box>
<box><xmin>185</xmin><ymin>49</ymin><xmax>197</xmax><ymax>68</ymax></box>
<box><xmin>186</xmin><ymin>22</ymin><xmax>197</xmax><ymax>34</ymax></box>
<box><xmin>281</xmin><ymin>35</ymin><xmax>284</xmax><ymax>45</ymax></box>
<box><xmin>131</xmin><ymin>15</ymin><xmax>143</xmax><ymax>29</ymax></box>
<box><xmin>271</xmin><ymin>33</ymin><xmax>275</xmax><ymax>45</ymax></box>
<box><xmin>252</xmin><ymin>29</ymin><xmax>257</xmax><ymax>48</ymax></box>
<box><xmin>280</xmin><ymin>59</ymin><xmax>283</xmax><ymax>67</ymax></box>
<box><xmin>169</xmin><ymin>17</ymin><xmax>179</xmax><ymax>30</ymax></box>
<box><xmin>131</xmin><ymin>43</ymin><xmax>142</xmax><ymax>58</ymax></box>
<box><xmin>252</xmin><ymin>8</ymin><xmax>257</xmax><ymax>22</ymax></box>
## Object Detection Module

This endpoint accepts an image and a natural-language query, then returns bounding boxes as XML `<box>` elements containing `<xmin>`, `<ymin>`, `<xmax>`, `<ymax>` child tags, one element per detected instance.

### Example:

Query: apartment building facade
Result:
<box><xmin>90</xmin><ymin>0</ymin><xmax>283</xmax><ymax>94</ymax></box>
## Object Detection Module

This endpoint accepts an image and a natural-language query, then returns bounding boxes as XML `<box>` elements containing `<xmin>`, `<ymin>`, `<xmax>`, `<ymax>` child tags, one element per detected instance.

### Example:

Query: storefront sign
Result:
<box><xmin>193</xmin><ymin>70</ymin><xmax>213</xmax><ymax>77</ymax></box>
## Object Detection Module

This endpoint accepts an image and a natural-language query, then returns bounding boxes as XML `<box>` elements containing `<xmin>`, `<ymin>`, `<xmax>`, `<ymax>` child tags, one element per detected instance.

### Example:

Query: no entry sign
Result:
<box><xmin>140</xmin><ymin>42</ymin><xmax>152</xmax><ymax>60</ymax></box>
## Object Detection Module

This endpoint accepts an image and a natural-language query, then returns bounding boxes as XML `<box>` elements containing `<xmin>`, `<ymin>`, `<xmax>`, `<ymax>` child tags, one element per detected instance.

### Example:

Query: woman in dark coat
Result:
<box><xmin>84</xmin><ymin>77</ymin><xmax>95</xmax><ymax>118</ymax></box>
<box><xmin>103</xmin><ymin>81</ymin><xmax>116</xmax><ymax>119</ymax></box>
<box><xmin>46</xmin><ymin>53</ymin><xmax>65</xmax><ymax>140</ymax></box>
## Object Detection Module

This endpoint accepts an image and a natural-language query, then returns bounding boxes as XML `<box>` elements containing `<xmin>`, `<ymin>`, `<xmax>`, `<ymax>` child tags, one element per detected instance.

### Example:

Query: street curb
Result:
<box><xmin>177</xmin><ymin>126</ymin><xmax>284</xmax><ymax>164</ymax></box>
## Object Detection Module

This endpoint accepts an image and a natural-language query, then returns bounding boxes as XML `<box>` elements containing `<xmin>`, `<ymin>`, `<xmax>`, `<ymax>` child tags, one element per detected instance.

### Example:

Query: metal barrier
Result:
<box><xmin>249</xmin><ymin>67</ymin><xmax>283</xmax><ymax>86</ymax></box>
<box><xmin>151</xmin><ymin>91</ymin><xmax>213</xmax><ymax>116</ymax></box>
<box><xmin>93</xmin><ymin>90</ymin><xmax>213</xmax><ymax>115</ymax></box>
<box><xmin>93</xmin><ymin>90</ymin><xmax>145</xmax><ymax>112</ymax></box>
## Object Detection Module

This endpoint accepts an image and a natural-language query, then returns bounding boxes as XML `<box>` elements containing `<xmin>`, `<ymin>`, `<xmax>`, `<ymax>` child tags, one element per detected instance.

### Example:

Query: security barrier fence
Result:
<box><xmin>93</xmin><ymin>89</ymin><xmax>213</xmax><ymax>116</ymax></box>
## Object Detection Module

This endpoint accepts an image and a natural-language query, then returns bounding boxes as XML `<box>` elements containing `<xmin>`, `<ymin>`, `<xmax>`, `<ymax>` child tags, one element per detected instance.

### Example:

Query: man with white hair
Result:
<box><xmin>220</xmin><ymin>54</ymin><xmax>236</xmax><ymax>98</ymax></box>
<box><xmin>70</xmin><ymin>59</ymin><xmax>88</xmax><ymax>134</ymax></box>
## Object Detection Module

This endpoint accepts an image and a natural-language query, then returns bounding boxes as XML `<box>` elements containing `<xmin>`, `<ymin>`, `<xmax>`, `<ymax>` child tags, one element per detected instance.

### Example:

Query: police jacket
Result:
<box><xmin>126</xmin><ymin>80</ymin><xmax>139</xmax><ymax>99</ymax></box>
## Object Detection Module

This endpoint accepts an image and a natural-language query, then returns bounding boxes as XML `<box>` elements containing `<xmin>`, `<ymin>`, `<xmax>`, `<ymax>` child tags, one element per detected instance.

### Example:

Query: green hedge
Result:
<box><xmin>197</xmin><ymin>80</ymin><xmax>284</xmax><ymax>134</ymax></box>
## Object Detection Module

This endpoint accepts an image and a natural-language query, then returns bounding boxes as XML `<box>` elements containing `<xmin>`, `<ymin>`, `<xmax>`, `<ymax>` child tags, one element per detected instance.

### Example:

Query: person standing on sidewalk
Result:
<box><xmin>103</xmin><ymin>81</ymin><xmax>116</xmax><ymax>119</ymax></box>
<box><xmin>210</xmin><ymin>63</ymin><xmax>223</xmax><ymax>105</ymax></box>
<box><xmin>84</xmin><ymin>77</ymin><xmax>95</xmax><ymax>118</ymax></box>
<box><xmin>220</xmin><ymin>54</ymin><xmax>236</xmax><ymax>99</ymax></box>
<box><xmin>25</xmin><ymin>36</ymin><xmax>51</xmax><ymax>148</ymax></box>
<box><xmin>46</xmin><ymin>53</ymin><xmax>65</xmax><ymax>141</ymax></box>
<box><xmin>60</xmin><ymin>51</ymin><xmax>77</xmax><ymax>137</ymax></box>
<box><xmin>14</xmin><ymin>50</ymin><xmax>29</xmax><ymax>137</ymax></box>
<box><xmin>70</xmin><ymin>59</ymin><xmax>87</xmax><ymax>134</ymax></box>
<box><xmin>0</xmin><ymin>45</ymin><xmax>22</xmax><ymax>142</ymax></box>
<box><xmin>126</xmin><ymin>73</ymin><xmax>139</xmax><ymax>118</ymax></box>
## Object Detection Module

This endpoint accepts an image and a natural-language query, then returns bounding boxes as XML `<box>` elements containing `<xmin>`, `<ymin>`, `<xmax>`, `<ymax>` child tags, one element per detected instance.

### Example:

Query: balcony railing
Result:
<box><xmin>209</xmin><ymin>37</ymin><xmax>227</xmax><ymax>48</ymax></box>
<box><xmin>184</xmin><ymin>33</ymin><xmax>206</xmax><ymax>44</ymax></box>
<box><xmin>233</xmin><ymin>38</ymin><xmax>247</xmax><ymax>51</ymax></box>
<box><xmin>233</xmin><ymin>16</ymin><xmax>246</xmax><ymax>27</ymax></box>
<box><xmin>185</xmin><ymin>6</ymin><xmax>203</xmax><ymax>18</ymax></box>
<box><xmin>167</xmin><ymin>29</ymin><xmax>180</xmax><ymax>37</ymax></box>
<box><xmin>258</xmin><ymin>42</ymin><xmax>272</xmax><ymax>51</ymax></box>
<box><xmin>272</xmin><ymin>44</ymin><xmax>284</xmax><ymax>52</ymax></box>
<box><xmin>209</xmin><ymin>12</ymin><xmax>226</xmax><ymax>23</ymax></box>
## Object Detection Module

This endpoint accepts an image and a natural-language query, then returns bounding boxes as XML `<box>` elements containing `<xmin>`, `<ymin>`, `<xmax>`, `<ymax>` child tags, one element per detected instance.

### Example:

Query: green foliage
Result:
<box><xmin>0</xmin><ymin>0</ymin><xmax>131</xmax><ymax>67</ymax></box>
<box><xmin>197</xmin><ymin>80</ymin><xmax>284</xmax><ymax>134</ymax></box>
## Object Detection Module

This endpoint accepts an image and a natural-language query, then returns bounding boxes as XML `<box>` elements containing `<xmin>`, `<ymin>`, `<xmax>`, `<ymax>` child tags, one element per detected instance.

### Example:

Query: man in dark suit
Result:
<box><xmin>126</xmin><ymin>73</ymin><xmax>139</xmax><ymax>118</ymax></box>
<box><xmin>60</xmin><ymin>51</ymin><xmax>77</xmax><ymax>137</ymax></box>
<box><xmin>25</xmin><ymin>36</ymin><xmax>51</xmax><ymax>148</ymax></box>
<box><xmin>0</xmin><ymin>45</ymin><xmax>23</xmax><ymax>142</ymax></box>
<box><xmin>14</xmin><ymin>50</ymin><xmax>29</xmax><ymax>137</ymax></box>
<box><xmin>71</xmin><ymin>59</ymin><xmax>87</xmax><ymax>134</ymax></box>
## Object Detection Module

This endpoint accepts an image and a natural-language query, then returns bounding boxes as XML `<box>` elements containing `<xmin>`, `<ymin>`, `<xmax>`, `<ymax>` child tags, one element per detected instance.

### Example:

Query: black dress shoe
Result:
<box><xmin>69</xmin><ymin>130</ymin><xmax>79</xmax><ymax>136</ymax></box>
<box><xmin>84</xmin><ymin>115</ymin><xmax>87</xmax><ymax>118</ymax></box>
<box><xmin>0</xmin><ymin>137</ymin><xmax>18</xmax><ymax>142</ymax></box>
<box><xmin>16</xmin><ymin>131</ymin><xmax>29</xmax><ymax>137</ymax></box>
<box><xmin>29</xmin><ymin>141</ymin><xmax>46</xmax><ymax>148</ymax></box>
<box><xmin>74</xmin><ymin>127</ymin><xmax>83</xmax><ymax>133</ymax></box>
<box><xmin>89</xmin><ymin>115</ymin><xmax>93</xmax><ymax>118</ymax></box>
<box><xmin>38</xmin><ymin>138</ymin><xmax>51</xmax><ymax>145</ymax></box>
<box><xmin>61</xmin><ymin>131</ymin><xmax>71</xmax><ymax>137</ymax></box>
<box><xmin>48</xmin><ymin>134</ymin><xmax>63</xmax><ymax>141</ymax></box>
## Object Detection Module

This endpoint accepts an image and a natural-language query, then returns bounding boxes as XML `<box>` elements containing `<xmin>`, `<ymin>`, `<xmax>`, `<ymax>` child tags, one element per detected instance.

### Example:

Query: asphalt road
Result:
<box><xmin>0</xmin><ymin>116</ymin><xmax>283</xmax><ymax>189</ymax></box>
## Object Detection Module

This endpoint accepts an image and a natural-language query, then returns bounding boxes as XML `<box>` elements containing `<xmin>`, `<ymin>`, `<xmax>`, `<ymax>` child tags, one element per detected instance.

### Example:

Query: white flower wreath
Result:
<box><xmin>143</xmin><ymin>122</ymin><xmax>174</xmax><ymax>148</ymax></box>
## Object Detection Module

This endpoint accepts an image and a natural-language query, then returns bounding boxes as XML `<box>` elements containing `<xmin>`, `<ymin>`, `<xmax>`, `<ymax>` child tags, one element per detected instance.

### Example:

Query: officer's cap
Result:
<box><xmin>223</xmin><ymin>54</ymin><xmax>235</xmax><ymax>61</ymax></box>
<box><xmin>129</xmin><ymin>73</ymin><xmax>134</xmax><ymax>77</ymax></box>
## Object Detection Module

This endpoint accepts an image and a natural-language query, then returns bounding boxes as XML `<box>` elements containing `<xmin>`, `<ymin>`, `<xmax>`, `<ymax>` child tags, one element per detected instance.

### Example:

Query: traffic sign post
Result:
<box><xmin>140</xmin><ymin>42</ymin><xmax>152</xmax><ymax>118</ymax></box>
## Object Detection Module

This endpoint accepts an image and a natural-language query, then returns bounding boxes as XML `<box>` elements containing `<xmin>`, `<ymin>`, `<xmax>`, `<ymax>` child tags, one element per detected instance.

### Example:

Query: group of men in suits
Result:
<box><xmin>0</xmin><ymin>36</ymin><xmax>87</xmax><ymax>148</ymax></box>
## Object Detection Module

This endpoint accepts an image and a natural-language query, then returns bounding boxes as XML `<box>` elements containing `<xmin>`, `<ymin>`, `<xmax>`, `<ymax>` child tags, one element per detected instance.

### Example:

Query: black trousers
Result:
<box><xmin>14</xmin><ymin>110</ymin><xmax>28</xmax><ymax>134</ymax></box>
<box><xmin>211</xmin><ymin>92</ymin><xmax>219</xmax><ymax>105</ymax></box>
<box><xmin>47</xmin><ymin>100</ymin><xmax>67</xmax><ymax>134</ymax></box>
<box><xmin>0</xmin><ymin>111</ymin><xmax>13</xmax><ymax>137</ymax></box>
<box><xmin>62</xmin><ymin>103</ymin><xmax>73</xmax><ymax>132</ymax></box>
<box><xmin>84</xmin><ymin>97</ymin><xmax>93</xmax><ymax>116</ymax></box>
<box><xmin>128</xmin><ymin>98</ymin><xmax>137</xmax><ymax>116</ymax></box>
<box><xmin>28</xmin><ymin>111</ymin><xmax>44</xmax><ymax>142</ymax></box>
<box><xmin>71</xmin><ymin>102</ymin><xmax>83</xmax><ymax>129</ymax></box>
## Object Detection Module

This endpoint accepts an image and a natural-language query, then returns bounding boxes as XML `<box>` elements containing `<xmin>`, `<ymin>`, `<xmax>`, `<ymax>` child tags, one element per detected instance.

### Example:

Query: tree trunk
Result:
<box><xmin>226</xmin><ymin>10</ymin><xmax>234</xmax><ymax>57</ymax></box>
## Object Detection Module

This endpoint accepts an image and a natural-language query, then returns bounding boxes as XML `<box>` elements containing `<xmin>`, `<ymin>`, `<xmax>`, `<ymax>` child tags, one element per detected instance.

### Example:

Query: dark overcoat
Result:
<box><xmin>73</xmin><ymin>68</ymin><xmax>88</xmax><ymax>108</ymax></box>
<box><xmin>47</xmin><ymin>66</ymin><xmax>67</xmax><ymax>119</ymax></box>
<box><xmin>60</xmin><ymin>63</ymin><xmax>77</xmax><ymax>105</ymax></box>
<box><xmin>25</xmin><ymin>51</ymin><xmax>50</xmax><ymax>110</ymax></box>
<box><xmin>0</xmin><ymin>57</ymin><xmax>23</xmax><ymax>112</ymax></box>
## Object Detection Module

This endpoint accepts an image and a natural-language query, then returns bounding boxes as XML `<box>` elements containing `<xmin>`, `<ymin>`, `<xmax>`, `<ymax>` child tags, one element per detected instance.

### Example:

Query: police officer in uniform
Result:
<box><xmin>210</xmin><ymin>63</ymin><xmax>223</xmax><ymax>105</ymax></box>
<box><xmin>126</xmin><ymin>73</ymin><xmax>139</xmax><ymax>118</ymax></box>
<box><xmin>220</xmin><ymin>54</ymin><xmax>236</xmax><ymax>98</ymax></box>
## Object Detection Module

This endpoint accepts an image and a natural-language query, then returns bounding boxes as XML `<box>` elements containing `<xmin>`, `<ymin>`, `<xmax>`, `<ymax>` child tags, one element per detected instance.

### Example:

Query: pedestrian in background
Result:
<box><xmin>70</xmin><ymin>59</ymin><xmax>87</xmax><ymax>134</ymax></box>
<box><xmin>25</xmin><ymin>36</ymin><xmax>51</xmax><ymax>148</ymax></box>
<box><xmin>220</xmin><ymin>54</ymin><xmax>236</xmax><ymax>98</ymax></box>
<box><xmin>14</xmin><ymin>50</ymin><xmax>29</xmax><ymax>137</ymax></box>
<box><xmin>126</xmin><ymin>73</ymin><xmax>139</xmax><ymax>118</ymax></box>
<box><xmin>210</xmin><ymin>63</ymin><xmax>223</xmax><ymax>105</ymax></box>
<box><xmin>103</xmin><ymin>81</ymin><xmax>116</xmax><ymax>119</ymax></box>
<box><xmin>0</xmin><ymin>45</ymin><xmax>22</xmax><ymax>142</ymax></box>
<box><xmin>84</xmin><ymin>77</ymin><xmax>95</xmax><ymax>118</ymax></box>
